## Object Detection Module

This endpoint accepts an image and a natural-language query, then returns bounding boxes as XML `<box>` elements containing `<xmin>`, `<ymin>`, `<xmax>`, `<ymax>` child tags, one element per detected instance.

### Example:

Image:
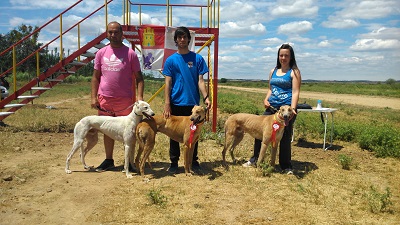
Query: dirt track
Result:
<box><xmin>219</xmin><ymin>86</ymin><xmax>400</xmax><ymax>110</ymax></box>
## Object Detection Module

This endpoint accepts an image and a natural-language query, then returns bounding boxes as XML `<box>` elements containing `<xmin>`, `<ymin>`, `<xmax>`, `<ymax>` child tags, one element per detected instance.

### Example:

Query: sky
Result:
<box><xmin>0</xmin><ymin>0</ymin><xmax>399</xmax><ymax>81</ymax></box>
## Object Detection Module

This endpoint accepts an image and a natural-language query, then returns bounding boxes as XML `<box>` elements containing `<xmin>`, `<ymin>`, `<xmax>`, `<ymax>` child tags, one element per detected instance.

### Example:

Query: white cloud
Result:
<box><xmin>263</xmin><ymin>47</ymin><xmax>277</xmax><ymax>53</ymax></box>
<box><xmin>337</xmin><ymin>0</ymin><xmax>399</xmax><ymax>20</ymax></box>
<box><xmin>318</xmin><ymin>40</ymin><xmax>332</xmax><ymax>47</ymax></box>
<box><xmin>10</xmin><ymin>0</ymin><xmax>77</xmax><ymax>9</ymax></box>
<box><xmin>260</xmin><ymin>37</ymin><xmax>284</xmax><ymax>46</ymax></box>
<box><xmin>219</xmin><ymin>55</ymin><xmax>241</xmax><ymax>63</ymax></box>
<box><xmin>9</xmin><ymin>17</ymin><xmax>38</xmax><ymax>27</ymax></box>
<box><xmin>220</xmin><ymin>22</ymin><xmax>266</xmax><ymax>38</ymax></box>
<box><xmin>288</xmin><ymin>36</ymin><xmax>311</xmax><ymax>43</ymax></box>
<box><xmin>130</xmin><ymin>13</ymin><xmax>164</xmax><ymax>26</ymax></box>
<box><xmin>350</xmin><ymin>39</ymin><xmax>400</xmax><ymax>51</ymax></box>
<box><xmin>270</xmin><ymin>0</ymin><xmax>319</xmax><ymax>18</ymax></box>
<box><xmin>349</xmin><ymin>26</ymin><xmax>400</xmax><ymax>51</ymax></box>
<box><xmin>277</xmin><ymin>21</ymin><xmax>313</xmax><ymax>35</ymax></box>
<box><xmin>321</xmin><ymin>18</ymin><xmax>359</xmax><ymax>29</ymax></box>
<box><xmin>359</xmin><ymin>27</ymin><xmax>400</xmax><ymax>40</ymax></box>
<box><xmin>321</xmin><ymin>0</ymin><xmax>399</xmax><ymax>29</ymax></box>
<box><xmin>231</xmin><ymin>44</ymin><xmax>253</xmax><ymax>51</ymax></box>
<box><xmin>220</xmin><ymin>1</ymin><xmax>257</xmax><ymax>21</ymax></box>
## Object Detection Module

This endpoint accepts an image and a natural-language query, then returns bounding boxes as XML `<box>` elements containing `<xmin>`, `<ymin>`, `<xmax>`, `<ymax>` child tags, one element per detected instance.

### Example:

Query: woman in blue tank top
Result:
<box><xmin>243</xmin><ymin>44</ymin><xmax>302</xmax><ymax>174</ymax></box>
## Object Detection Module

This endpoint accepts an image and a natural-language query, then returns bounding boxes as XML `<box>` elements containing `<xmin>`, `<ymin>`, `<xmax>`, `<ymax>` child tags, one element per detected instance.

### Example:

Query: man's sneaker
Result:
<box><xmin>129</xmin><ymin>163</ymin><xmax>135</xmax><ymax>172</ymax></box>
<box><xmin>242</xmin><ymin>161</ymin><xmax>255</xmax><ymax>168</ymax></box>
<box><xmin>282</xmin><ymin>168</ymin><xmax>294</xmax><ymax>175</ymax></box>
<box><xmin>95</xmin><ymin>159</ymin><xmax>115</xmax><ymax>172</ymax></box>
<box><xmin>167</xmin><ymin>164</ymin><xmax>178</xmax><ymax>174</ymax></box>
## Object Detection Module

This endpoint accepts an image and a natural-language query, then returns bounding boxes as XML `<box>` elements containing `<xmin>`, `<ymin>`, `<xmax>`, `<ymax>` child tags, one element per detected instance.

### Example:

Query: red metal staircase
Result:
<box><xmin>0</xmin><ymin>0</ymin><xmax>113</xmax><ymax>121</ymax></box>
<box><xmin>0</xmin><ymin>35</ymin><xmax>107</xmax><ymax>121</ymax></box>
<box><xmin>0</xmin><ymin>0</ymin><xmax>220</xmax><ymax>130</ymax></box>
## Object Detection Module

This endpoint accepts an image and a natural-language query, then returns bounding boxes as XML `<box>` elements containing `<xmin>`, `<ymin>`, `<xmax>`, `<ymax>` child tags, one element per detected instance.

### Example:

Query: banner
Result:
<box><xmin>139</xmin><ymin>26</ymin><xmax>195</xmax><ymax>70</ymax></box>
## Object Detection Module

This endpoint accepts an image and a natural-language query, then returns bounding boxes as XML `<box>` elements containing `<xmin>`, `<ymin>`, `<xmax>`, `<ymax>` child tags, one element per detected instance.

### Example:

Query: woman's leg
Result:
<box><xmin>279</xmin><ymin>115</ymin><xmax>296</xmax><ymax>170</ymax></box>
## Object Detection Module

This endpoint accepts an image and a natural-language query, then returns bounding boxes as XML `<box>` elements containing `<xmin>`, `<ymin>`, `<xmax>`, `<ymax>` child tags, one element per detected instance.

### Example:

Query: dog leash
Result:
<box><xmin>188</xmin><ymin>106</ymin><xmax>208</xmax><ymax>148</ymax></box>
<box><xmin>96</xmin><ymin>104</ymin><xmax>135</xmax><ymax>116</ymax></box>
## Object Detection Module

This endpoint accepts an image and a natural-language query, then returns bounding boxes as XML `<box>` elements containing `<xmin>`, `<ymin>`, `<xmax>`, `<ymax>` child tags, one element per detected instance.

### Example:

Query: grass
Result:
<box><xmin>0</xmin><ymin>80</ymin><xmax>398</xmax><ymax>224</ymax></box>
<box><xmin>2</xmin><ymin>80</ymin><xmax>399</xmax><ymax>158</ymax></box>
<box><xmin>220</xmin><ymin>80</ymin><xmax>400</xmax><ymax>98</ymax></box>
<box><xmin>338</xmin><ymin>154</ymin><xmax>353</xmax><ymax>170</ymax></box>
<box><xmin>364</xmin><ymin>186</ymin><xmax>393</xmax><ymax>214</ymax></box>
<box><xmin>148</xmin><ymin>187</ymin><xmax>168</xmax><ymax>207</ymax></box>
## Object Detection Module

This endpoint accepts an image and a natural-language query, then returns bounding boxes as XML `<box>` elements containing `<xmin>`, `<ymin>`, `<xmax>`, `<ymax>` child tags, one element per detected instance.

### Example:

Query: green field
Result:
<box><xmin>2</xmin><ymin>80</ymin><xmax>400</xmax><ymax>158</ymax></box>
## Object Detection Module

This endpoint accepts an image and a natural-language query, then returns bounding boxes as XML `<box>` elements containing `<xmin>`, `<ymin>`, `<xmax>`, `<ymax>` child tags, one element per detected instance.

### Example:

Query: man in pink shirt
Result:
<box><xmin>91</xmin><ymin>21</ymin><xmax>144</xmax><ymax>172</ymax></box>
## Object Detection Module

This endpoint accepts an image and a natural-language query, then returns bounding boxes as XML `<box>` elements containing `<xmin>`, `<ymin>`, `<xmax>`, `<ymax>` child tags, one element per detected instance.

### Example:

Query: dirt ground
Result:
<box><xmin>1</xmin><ymin>90</ymin><xmax>399</xmax><ymax>224</ymax></box>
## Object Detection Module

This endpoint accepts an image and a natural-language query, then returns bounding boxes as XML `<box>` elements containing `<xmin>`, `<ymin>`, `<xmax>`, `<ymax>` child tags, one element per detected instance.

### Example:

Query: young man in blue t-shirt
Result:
<box><xmin>162</xmin><ymin>26</ymin><xmax>211</xmax><ymax>174</ymax></box>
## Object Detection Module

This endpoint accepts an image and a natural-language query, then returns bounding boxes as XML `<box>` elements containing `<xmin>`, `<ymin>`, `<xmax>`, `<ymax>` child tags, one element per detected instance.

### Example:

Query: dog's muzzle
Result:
<box><xmin>143</xmin><ymin>112</ymin><xmax>155</xmax><ymax>119</ymax></box>
<box><xmin>191</xmin><ymin>115</ymin><xmax>204</xmax><ymax>125</ymax></box>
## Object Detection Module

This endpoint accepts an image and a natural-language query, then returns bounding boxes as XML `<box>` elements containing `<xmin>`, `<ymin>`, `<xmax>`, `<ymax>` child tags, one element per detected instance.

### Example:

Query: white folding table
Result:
<box><xmin>296</xmin><ymin>108</ymin><xmax>338</xmax><ymax>150</ymax></box>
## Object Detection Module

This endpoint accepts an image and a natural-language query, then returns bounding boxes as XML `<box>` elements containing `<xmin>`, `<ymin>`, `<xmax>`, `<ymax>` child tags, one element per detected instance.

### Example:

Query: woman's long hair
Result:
<box><xmin>276</xmin><ymin>44</ymin><xmax>298</xmax><ymax>70</ymax></box>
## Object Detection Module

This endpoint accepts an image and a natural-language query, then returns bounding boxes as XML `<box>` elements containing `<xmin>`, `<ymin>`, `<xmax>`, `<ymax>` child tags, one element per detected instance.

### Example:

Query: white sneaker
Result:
<box><xmin>242</xmin><ymin>161</ymin><xmax>255</xmax><ymax>167</ymax></box>
<box><xmin>283</xmin><ymin>168</ymin><xmax>293</xmax><ymax>175</ymax></box>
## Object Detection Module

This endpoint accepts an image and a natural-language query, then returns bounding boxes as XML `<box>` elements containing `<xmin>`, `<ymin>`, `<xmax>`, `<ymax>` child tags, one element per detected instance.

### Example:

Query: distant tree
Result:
<box><xmin>385</xmin><ymin>78</ymin><xmax>396</xmax><ymax>85</ymax></box>
<box><xmin>9</xmin><ymin>24</ymin><xmax>43</xmax><ymax>73</ymax></box>
<box><xmin>220</xmin><ymin>78</ymin><xmax>227</xmax><ymax>83</ymax></box>
<box><xmin>0</xmin><ymin>33</ymin><xmax>13</xmax><ymax>74</ymax></box>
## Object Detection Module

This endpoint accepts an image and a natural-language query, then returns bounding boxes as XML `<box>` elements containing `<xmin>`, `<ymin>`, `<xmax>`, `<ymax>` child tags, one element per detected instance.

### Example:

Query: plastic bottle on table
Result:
<box><xmin>316</xmin><ymin>100</ymin><xmax>322</xmax><ymax>109</ymax></box>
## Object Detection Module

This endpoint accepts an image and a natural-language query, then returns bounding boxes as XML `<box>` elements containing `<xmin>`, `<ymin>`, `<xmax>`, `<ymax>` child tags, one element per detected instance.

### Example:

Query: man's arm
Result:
<box><xmin>198</xmin><ymin>74</ymin><xmax>211</xmax><ymax>109</ymax></box>
<box><xmin>91</xmin><ymin>69</ymin><xmax>101</xmax><ymax>108</ymax></box>
<box><xmin>163</xmin><ymin>76</ymin><xmax>172</xmax><ymax>118</ymax></box>
<box><xmin>134</xmin><ymin>71</ymin><xmax>144</xmax><ymax>101</ymax></box>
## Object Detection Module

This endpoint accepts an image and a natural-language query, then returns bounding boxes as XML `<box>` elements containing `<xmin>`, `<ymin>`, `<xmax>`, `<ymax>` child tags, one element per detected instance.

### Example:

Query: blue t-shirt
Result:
<box><xmin>162</xmin><ymin>51</ymin><xmax>209</xmax><ymax>106</ymax></box>
<box><xmin>268</xmin><ymin>68</ymin><xmax>293</xmax><ymax>108</ymax></box>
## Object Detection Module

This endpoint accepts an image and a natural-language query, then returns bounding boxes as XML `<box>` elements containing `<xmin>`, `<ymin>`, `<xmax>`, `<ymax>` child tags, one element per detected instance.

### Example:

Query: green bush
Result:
<box><xmin>338</xmin><ymin>154</ymin><xmax>353</xmax><ymax>170</ymax></box>
<box><xmin>334</xmin><ymin>122</ymin><xmax>359</xmax><ymax>142</ymax></box>
<box><xmin>364</xmin><ymin>186</ymin><xmax>393</xmax><ymax>214</ymax></box>
<box><xmin>358</xmin><ymin>125</ymin><xmax>400</xmax><ymax>158</ymax></box>
<box><xmin>147</xmin><ymin>188</ymin><xmax>167</xmax><ymax>207</ymax></box>
<box><xmin>218</xmin><ymin>92</ymin><xmax>263</xmax><ymax>114</ymax></box>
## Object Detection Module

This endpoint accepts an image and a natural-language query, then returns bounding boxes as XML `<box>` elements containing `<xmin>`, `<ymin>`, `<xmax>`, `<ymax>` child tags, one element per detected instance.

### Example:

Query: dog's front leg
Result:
<box><xmin>269</xmin><ymin>145</ymin><xmax>278</xmax><ymax>169</ymax></box>
<box><xmin>129</xmin><ymin>140</ymin><xmax>136</xmax><ymax>173</ymax></box>
<box><xmin>124</xmin><ymin>144</ymin><xmax>134</xmax><ymax>178</ymax></box>
<box><xmin>184</xmin><ymin>145</ymin><xmax>193</xmax><ymax>176</ymax></box>
<box><xmin>257</xmin><ymin>142</ymin><xmax>271</xmax><ymax>168</ymax></box>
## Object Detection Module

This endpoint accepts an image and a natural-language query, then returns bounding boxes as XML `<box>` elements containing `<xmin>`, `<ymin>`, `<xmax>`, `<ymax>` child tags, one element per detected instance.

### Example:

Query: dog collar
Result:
<box><xmin>194</xmin><ymin>117</ymin><xmax>205</xmax><ymax>125</ymax></box>
<box><xmin>274</xmin><ymin>114</ymin><xmax>285</xmax><ymax>126</ymax></box>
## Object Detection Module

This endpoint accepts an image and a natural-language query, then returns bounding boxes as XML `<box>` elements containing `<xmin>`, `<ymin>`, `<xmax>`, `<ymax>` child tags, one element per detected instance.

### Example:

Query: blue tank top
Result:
<box><xmin>268</xmin><ymin>68</ymin><xmax>292</xmax><ymax>108</ymax></box>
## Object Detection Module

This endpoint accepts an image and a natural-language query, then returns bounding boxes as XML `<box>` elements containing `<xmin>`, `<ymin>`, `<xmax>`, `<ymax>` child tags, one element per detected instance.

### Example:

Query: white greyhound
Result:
<box><xmin>65</xmin><ymin>100</ymin><xmax>155</xmax><ymax>178</ymax></box>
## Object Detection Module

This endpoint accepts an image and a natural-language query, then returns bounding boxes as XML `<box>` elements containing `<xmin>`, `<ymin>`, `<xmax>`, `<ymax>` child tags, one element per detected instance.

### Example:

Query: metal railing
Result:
<box><xmin>0</xmin><ymin>0</ymin><xmax>114</xmax><ymax>95</ymax></box>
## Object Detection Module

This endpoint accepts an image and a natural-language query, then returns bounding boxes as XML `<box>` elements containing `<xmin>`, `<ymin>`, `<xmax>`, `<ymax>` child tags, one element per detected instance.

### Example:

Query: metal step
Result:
<box><xmin>46</xmin><ymin>79</ymin><xmax>63</xmax><ymax>82</ymax></box>
<box><xmin>60</xmin><ymin>70</ymin><xmax>75</xmax><ymax>74</ymax></box>
<box><xmin>69</xmin><ymin>60</ymin><xmax>87</xmax><ymax>66</ymax></box>
<box><xmin>17</xmin><ymin>95</ymin><xmax>39</xmax><ymax>99</ymax></box>
<box><xmin>94</xmin><ymin>43</ymin><xmax>106</xmax><ymax>49</ymax></box>
<box><xmin>3</xmin><ymin>103</ymin><xmax>26</xmax><ymax>108</ymax></box>
<box><xmin>82</xmin><ymin>52</ymin><xmax>95</xmax><ymax>58</ymax></box>
<box><xmin>0</xmin><ymin>112</ymin><xmax>14</xmax><ymax>116</ymax></box>
<box><xmin>31</xmin><ymin>87</ymin><xmax>52</xmax><ymax>90</ymax></box>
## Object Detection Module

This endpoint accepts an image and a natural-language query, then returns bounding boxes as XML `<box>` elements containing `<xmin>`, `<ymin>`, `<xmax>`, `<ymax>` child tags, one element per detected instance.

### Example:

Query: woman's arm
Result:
<box><xmin>291</xmin><ymin>68</ymin><xmax>302</xmax><ymax>112</ymax></box>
